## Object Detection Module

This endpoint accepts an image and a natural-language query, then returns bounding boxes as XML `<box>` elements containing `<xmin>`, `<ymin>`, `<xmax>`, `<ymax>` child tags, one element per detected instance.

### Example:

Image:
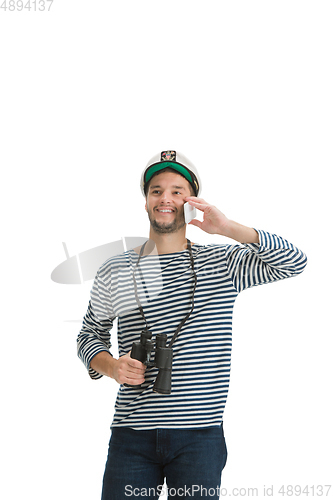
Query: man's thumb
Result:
<box><xmin>188</xmin><ymin>219</ymin><xmax>201</xmax><ymax>228</ymax></box>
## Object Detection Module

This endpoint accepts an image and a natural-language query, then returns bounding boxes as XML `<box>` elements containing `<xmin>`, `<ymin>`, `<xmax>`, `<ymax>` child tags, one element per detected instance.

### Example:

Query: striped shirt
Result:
<box><xmin>77</xmin><ymin>229</ymin><xmax>307</xmax><ymax>430</ymax></box>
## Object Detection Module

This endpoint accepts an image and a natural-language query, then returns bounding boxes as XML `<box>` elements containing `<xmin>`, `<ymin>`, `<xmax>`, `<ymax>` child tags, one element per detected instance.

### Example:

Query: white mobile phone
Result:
<box><xmin>184</xmin><ymin>202</ymin><xmax>197</xmax><ymax>224</ymax></box>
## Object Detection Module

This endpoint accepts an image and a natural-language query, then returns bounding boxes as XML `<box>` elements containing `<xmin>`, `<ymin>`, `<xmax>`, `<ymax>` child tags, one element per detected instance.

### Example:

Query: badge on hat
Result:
<box><xmin>161</xmin><ymin>150</ymin><xmax>176</xmax><ymax>162</ymax></box>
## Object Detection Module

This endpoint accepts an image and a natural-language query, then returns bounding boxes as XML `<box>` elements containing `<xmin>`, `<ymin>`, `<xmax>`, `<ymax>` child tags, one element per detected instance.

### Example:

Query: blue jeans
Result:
<box><xmin>101</xmin><ymin>425</ymin><xmax>227</xmax><ymax>499</ymax></box>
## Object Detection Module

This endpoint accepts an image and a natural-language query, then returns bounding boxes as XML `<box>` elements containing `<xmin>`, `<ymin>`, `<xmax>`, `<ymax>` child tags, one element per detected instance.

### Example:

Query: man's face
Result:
<box><xmin>145</xmin><ymin>171</ymin><xmax>192</xmax><ymax>234</ymax></box>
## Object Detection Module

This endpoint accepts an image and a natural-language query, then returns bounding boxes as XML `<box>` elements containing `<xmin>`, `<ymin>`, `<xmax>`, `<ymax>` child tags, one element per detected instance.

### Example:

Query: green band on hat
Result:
<box><xmin>145</xmin><ymin>162</ymin><xmax>193</xmax><ymax>184</ymax></box>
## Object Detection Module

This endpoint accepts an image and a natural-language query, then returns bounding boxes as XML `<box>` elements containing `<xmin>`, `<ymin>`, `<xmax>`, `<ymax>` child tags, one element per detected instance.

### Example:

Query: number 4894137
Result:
<box><xmin>0</xmin><ymin>1</ymin><xmax>54</xmax><ymax>11</ymax></box>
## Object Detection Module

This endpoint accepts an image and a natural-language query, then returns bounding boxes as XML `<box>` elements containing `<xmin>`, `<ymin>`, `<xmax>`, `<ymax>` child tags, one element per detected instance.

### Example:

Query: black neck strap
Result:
<box><xmin>132</xmin><ymin>239</ymin><xmax>197</xmax><ymax>348</ymax></box>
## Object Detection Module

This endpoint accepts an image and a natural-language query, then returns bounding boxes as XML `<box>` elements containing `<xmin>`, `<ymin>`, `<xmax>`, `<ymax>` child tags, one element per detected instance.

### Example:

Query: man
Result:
<box><xmin>77</xmin><ymin>150</ymin><xmax>307</xmax><ymax>499</ymax></box>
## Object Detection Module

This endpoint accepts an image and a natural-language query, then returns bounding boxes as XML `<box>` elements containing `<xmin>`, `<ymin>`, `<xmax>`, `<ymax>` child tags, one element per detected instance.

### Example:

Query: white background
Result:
<box><xmin>1</xmin><ymin>1</ymin><xmax>332</xmax><ymax>499</ymax></box>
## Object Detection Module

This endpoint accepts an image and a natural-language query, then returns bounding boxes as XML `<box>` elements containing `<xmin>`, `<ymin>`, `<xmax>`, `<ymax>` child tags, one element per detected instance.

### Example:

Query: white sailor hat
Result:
<box><xmin>140</xmin><ymin>150</ymin><xmax>202</xmax><ymax>197</ymax></box>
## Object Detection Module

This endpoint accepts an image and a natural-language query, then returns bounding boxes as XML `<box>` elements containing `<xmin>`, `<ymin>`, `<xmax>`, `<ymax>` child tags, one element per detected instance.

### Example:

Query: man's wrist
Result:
<box><xmin>90</xmin><ymin>351</ymin><xmax>117</xmax><ymax>379</ymax></box>
<box><xmin>220</xmin><ymin>220</ymin><xmax>260</xmax><ymax>244</ymax></box>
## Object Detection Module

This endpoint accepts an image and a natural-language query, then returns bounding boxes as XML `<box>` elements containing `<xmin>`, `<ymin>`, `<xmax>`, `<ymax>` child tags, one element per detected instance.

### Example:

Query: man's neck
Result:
<box><xmin>147</xmin><ymin>228</ymin><xmax>190</xmax><ymax>255</ymax></box>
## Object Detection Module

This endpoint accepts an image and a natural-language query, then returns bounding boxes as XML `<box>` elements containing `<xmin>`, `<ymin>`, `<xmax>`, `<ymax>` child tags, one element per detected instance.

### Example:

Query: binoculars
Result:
<box><xmin>128</xmin><ymin>329</ymin><xmax>173</xmax><ymax>394</ymax></box>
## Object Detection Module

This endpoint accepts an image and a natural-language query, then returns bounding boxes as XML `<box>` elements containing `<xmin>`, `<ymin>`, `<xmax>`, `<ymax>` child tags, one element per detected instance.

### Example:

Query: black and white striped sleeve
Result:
<box><xmin>225</xmin><ymin>229</ymin><xmax>307</xmax><ymax>293</ymax></box>
<box><xmin>77</xmin><ymin>271</ymin><xmax>116</xmax><ymax>380</ymax></box>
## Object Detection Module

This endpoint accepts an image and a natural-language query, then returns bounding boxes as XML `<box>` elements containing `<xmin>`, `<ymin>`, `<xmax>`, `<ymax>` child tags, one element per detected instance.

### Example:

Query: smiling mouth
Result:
<box><xmin>155</xmin><ymin>208</ymin><xmax>175</xmax><ymax>213</ymax></box>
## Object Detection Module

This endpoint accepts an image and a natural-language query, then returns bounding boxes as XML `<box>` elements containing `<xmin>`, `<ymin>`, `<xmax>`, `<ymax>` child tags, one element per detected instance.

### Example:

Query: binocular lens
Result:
<box><xmin>153</xmin><ymin>368</ymin><xmax>172</xmax><ymax>394</ymax></box>
<box><xmin>153</xmin><ymin>346</ymin><xmax>173</xmax><ymax>394</ymax></box>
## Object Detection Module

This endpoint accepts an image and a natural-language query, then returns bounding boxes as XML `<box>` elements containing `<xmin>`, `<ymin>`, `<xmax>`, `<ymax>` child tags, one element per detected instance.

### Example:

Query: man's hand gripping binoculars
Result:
<box><xmin>125</xmin><ymin>329</ymin><xmax>173</xmax><ymax>394</ymax></box>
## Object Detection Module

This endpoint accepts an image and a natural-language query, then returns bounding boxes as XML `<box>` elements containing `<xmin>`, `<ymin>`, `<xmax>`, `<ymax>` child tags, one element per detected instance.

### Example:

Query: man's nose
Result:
<box><xmin>160</xmin><ymin>191</ymin><xmax>172</xmax><ymax>203</ymax></box>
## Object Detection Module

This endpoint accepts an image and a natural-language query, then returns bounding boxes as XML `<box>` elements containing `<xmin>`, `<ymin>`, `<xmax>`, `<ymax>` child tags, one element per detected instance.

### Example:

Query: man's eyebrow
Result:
<box><xmin>149</xmin><ymin>185</ymin><xmax>186</xmax><ymax>190</ymax></box>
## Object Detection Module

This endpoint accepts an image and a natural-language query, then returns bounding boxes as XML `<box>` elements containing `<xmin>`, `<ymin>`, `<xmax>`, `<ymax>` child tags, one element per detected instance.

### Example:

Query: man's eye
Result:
<box><xmin>151</xmin><ymin>190</ymin><xmax>181</xmax><ymax>194</ymax></box>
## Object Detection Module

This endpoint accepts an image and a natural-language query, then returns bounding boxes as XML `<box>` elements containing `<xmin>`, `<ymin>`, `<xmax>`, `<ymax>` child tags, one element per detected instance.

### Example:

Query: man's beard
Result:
<box><xmin>147</xmin><ymin>207</ymin><xmax>186</xmax><ymax>234</ymax></box>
